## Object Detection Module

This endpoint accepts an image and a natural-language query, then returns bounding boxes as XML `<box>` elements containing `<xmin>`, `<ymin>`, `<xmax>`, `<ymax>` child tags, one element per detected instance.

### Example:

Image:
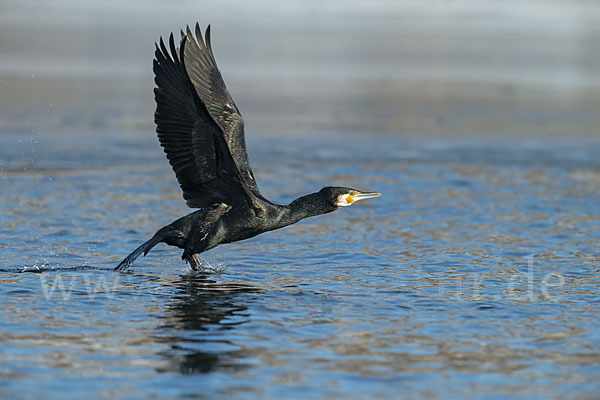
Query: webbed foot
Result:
<box><xmin>186</xmin><ymin>254</ymin><xmax>203</xmax><ymax>271</ymax></box>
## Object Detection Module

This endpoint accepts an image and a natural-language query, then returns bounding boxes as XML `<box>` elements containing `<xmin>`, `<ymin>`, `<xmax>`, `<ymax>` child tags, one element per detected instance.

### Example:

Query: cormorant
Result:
<box><xmin>115</xmin><ymin>24</ymin><xmax>381</xmax><ymax>271</ymax></box>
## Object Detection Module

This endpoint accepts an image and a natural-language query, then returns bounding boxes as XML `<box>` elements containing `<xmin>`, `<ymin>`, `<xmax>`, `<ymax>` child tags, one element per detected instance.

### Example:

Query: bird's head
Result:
<box><xmin>319</xmin><ymin>186</ymin><xmax>381</xmax><ymax>209</ymax></box>
<box><xmin>286</xmin><ymin>186</ymin><xmax>381</xmax><ymax>224</ymax></box>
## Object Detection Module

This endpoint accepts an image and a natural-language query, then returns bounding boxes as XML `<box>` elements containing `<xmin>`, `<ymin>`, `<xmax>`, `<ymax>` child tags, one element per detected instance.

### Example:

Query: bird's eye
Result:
<box><xmin>349</xmin><ymin>191</ymin><xmax>355</xmax><ymax>196</ymax></box>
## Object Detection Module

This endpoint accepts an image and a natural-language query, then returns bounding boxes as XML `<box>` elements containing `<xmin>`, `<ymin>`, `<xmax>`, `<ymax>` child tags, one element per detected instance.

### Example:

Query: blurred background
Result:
<box><xmin>1</xmin><ymin>0</ymin><xmax>599</xmax><ymax>145</ymax></box>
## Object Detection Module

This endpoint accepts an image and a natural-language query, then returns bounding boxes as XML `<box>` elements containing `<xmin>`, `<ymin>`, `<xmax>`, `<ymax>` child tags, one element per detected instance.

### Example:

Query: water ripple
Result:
<box><xmin>1</xmin><ymin>136</ymin><xmax>599</xmax><ymax>398</ymax></box>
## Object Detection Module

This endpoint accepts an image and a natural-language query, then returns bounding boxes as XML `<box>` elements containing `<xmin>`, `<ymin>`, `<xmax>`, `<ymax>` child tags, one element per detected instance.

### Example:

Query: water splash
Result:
<box><xmin>188</xmin><ymin>260</ymin><xmax>226</xmax><ymax>274</ymax></box>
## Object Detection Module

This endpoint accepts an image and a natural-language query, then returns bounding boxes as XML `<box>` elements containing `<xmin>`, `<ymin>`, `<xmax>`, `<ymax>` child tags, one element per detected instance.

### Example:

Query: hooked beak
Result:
<box><xmin>352</xmin><ymin>191</ymin><xmax>382</xmax><ymax>202</ymax></box>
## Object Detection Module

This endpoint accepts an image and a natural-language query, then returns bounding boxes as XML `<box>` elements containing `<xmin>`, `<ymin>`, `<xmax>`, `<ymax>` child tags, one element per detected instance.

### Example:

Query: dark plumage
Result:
<box><xmin>115</xmin><ymin>24</ymin><xmax>380</xmax><ymax>271</ymax></box>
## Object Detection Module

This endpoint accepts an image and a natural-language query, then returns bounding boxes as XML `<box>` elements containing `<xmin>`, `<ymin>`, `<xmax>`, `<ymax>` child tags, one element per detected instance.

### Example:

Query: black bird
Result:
<box><xmin>115</xmin><ymin>24</ymin><xmax>381</xmax><ymax>271</ymax></box>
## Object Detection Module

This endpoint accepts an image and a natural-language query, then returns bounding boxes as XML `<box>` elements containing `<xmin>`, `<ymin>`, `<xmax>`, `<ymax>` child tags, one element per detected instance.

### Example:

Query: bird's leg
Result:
<box><xmin>186</xmin><ymin>253</ymin><xmax>203</xmax><ymax>271</ymax></box>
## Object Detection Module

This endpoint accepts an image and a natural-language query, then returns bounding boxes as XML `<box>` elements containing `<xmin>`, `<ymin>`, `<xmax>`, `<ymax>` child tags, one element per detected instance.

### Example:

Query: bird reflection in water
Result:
<box><xmin>156</xmin><ymin>273</ymin><xmax>261</xmax><ymax>374</ymax></box>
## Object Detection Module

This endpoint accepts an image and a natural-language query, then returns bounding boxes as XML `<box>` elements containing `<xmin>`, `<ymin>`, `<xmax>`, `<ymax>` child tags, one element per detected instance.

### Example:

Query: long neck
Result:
<box><xmin>274</xmin><ymin>192</ymin><xmax>331</xmax><ymax>229</ymax></box>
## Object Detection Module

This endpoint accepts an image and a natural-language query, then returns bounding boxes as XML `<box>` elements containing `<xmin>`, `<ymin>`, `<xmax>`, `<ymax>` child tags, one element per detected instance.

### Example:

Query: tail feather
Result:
<box><xmin>114</xmin><ymin>235</ymin><xmax>162</xmax><ymax>271</ymax></box>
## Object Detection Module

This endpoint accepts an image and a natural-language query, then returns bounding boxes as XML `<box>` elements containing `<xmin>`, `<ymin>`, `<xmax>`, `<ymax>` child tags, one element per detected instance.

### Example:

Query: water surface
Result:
<box><xmin>1</xmin><ymin>132</ymin><xmax>599</xmax><ymax>399</ymax></box>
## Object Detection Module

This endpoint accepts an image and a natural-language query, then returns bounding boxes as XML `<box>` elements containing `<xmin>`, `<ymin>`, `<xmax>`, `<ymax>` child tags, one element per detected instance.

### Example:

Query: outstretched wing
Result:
<box><xmin>180</xmin><ymin>23</ymin><xmax>260</xmax><ymax>193</ymax></box>
<box><xmin>153</xmin><ymin>34</ymin><xmax>255</xmax><ymax>209</ymax></box>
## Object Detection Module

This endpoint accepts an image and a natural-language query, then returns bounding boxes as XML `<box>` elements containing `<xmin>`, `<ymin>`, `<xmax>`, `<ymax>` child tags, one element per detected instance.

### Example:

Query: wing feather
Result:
<box><xmin>153</xmin><ymin>33</ymin><xmax>255</xmax><ymax>209</ymax></box>
<box><xmin>180</xmin><ymin>24</ymin><xmax>260</xmax><ymax>193</ymax></box>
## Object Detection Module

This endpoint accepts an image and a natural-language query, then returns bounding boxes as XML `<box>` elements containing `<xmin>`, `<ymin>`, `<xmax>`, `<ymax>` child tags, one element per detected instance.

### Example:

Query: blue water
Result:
<box><xmin>1</xmin><ymin>130</ymin><xmax>599</xmax><ymax>399</ymax></box>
